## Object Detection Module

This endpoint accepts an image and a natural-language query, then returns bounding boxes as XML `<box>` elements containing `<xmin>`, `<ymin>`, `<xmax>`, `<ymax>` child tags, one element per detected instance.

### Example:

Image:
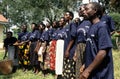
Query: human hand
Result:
<box><xmin>65</xmin><ymin>50</ymin><xmax>69</xmax><ymax>58</ymax></box>
<box><xmin>80</xmin><ymin>69</ymin><xmax>90</xmax><ymax>79</ymax></box>
<box><xmin>80</xmin><ymin>64</ymin><xmax>85</xmax><ymax>74</ymax></box>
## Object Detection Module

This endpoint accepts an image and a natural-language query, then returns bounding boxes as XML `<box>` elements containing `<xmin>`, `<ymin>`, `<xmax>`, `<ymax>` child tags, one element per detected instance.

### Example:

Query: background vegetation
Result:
<box><xmin>0</xmin><ymin>0</ymin><xmax>120</xmax><ymax>26</ymax></box>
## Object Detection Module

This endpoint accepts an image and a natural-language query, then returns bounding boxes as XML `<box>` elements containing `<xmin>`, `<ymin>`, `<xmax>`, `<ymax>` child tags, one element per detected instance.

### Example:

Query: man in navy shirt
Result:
<box><xmin>80</xmin><ymin>2</ymin><xmax>114</xmax><ymax>79</ymax></box>
<box><xmin>101</xmin><ymin>6</ymin><xmax>115</xmax><ymax>35</ymax></box>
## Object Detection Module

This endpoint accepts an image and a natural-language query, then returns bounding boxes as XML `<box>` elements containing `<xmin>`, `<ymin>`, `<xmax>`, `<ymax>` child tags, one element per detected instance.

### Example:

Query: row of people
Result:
<box><xmin>3</xmin><ymin>2</ymin><xmax>115</xmax><ymax>79</ymax></box>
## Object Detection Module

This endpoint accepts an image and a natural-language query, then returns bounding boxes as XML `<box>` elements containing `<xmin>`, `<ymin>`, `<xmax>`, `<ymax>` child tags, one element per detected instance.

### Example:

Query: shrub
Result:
<box><xmin>110</xmin><ymin>13</ymin><xmax>120</xmax><ymax>30</ymax></box>
<box><xmin>110</xmin><ymin>13</ymin><xmax>120</xmax><ymax>49</ymax></box>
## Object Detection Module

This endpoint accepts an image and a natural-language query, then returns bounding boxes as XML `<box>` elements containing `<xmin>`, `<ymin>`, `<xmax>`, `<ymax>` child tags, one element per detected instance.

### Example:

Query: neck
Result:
<box><xmin>23</xmin><ymin>30</ymin><xmax>27</xmax><ymax>32</ymax></box>
<box><xmin>90</xmin><ymin>16</ymin><xmax>100</xmax><ymax>24</ymax></box>
<box><xmin>66</xmin><ymin>19</ymin><xmax>72</xmax><ymax>24</ymax></box>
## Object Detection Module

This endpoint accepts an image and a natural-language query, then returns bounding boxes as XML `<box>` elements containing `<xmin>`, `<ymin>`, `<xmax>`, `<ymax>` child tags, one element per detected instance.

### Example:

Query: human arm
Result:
<box><xmin>80</xmin><ymin>50</ymin><xmax>107</xmax><ymax>79</ymax></box>
<box><xmin>34</xmin><ymin>40</ymin><xmax>41</xmax><ymax>53</ymax></box>
<box><xmin>3</xmin><ymin>47</ymin><xmax>8</xmax><ymax>59</ymax></box>
<box><xmin>65</xmin><ymin>39</ymin><xmax>74</xmax><ymax>58</ymax></box>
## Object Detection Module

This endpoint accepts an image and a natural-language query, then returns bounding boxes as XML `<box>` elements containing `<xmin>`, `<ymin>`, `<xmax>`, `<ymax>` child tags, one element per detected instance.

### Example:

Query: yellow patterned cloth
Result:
<box><xmin>18</xmin><ymin>43</ymin><xmax>30</xmax><ymax>65</ymax></box>
<box><xmin>62</xmin><ymin>58</ymin><xmax>76</xmax><ymax>79</ymax></box>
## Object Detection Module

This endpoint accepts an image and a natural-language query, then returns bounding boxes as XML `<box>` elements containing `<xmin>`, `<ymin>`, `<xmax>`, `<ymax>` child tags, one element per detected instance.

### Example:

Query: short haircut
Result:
<box><xmin>7</xmin><ymin>31</ymin><xmax>13</xmax><ymax>36</ymax></box>
<box><xmin>32</xmin><ymin>22</ymin><xmax>39</xmax><ymax>30</ymax></box>
<box><xmin>66</xmin><ymin>11</ymin><xmax>74</xmax><ymax>19</ymax></box>
<box><xmin>89</xmin><ymin>2</ymin><xmax>102</xmax><ymax>18</ymax></box>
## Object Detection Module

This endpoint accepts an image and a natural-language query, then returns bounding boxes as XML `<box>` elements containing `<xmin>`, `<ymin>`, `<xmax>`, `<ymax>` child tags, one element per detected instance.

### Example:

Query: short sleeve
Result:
<box><xmin>98</xmin><ymin>24</ymin><xmax>113</xmax><ymax>50</ymax></box>
<box><xmin>70</xmin><ymin>23</ymin><xmax>77</xmax><ymax>38</ymax></box>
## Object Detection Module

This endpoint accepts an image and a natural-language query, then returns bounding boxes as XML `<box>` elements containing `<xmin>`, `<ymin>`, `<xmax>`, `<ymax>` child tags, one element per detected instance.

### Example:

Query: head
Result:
<box><xmin>21</xmin><ymin>24</ymin><xmax>27</xmax><ymax>32</ymax></box>
<box><xmin>52</xmin><ymin>21</ymin><xmax>59</xmax><ymax>29</ymax></box>
<box><xmin>78</xmin><ymin>4</ymin><xmax>86</xmax><ymax>17</ymax></box>
<box><xmin>64</xmin><ymin>11</ymin><xmax>74</xmax><ymax>22</ymax></box>
<box><xmin>38</xmin><ymin>22</ymin><xmax>46</xmax><ymax>31</ymax></box>
<box><xmin>74</xmin><ymin>18</ymin><xmax>80</xmax><ymax>26</ymax></box>
<box><xmin>6</xmin><ymin>31</ymin><xmax>13</xmax><ymax>38</ymax></box>
<box><xmin>83</xmin><ymin>2</ymin><xmax>102</xmax><ymax>20</ymax></box>
<box><xmin>59</xmin><ymin>17</ymin><xmax>66</xmax><ymax>28</ymax></box>
<box><xmin>31</xmin><ymin>23</ymin><xmax>38</xmax><ymax>31</ymax></box>
<box><xmin>46</xmin><ymin>22</ymin><xmax>51</xmax><ymax>28</ymax></box>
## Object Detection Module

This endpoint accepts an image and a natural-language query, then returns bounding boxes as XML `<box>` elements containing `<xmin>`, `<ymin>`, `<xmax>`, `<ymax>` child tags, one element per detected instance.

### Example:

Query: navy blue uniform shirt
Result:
<box><xmin>85</xmin><ymin>21</ymin><xmax>114</xmax><ymax>79</ymax></box>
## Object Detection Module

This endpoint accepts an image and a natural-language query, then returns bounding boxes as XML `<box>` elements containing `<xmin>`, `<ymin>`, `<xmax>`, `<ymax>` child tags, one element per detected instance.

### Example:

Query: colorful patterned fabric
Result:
<box><xmin>18</xmin><ymin>43</ymin><xmax>30</xmax><ymax>65</ymax></box>
<box><xmin>62</xmin><ymin>58</ymin><xmax>76</xmax><ymax>79</ymax></box>
<box><xmin>75</xmin><ymin>43</ymin><xmax>86</xmax><ymax>79</ymax></box>
<box><xmin>49</xmin><ymin>40</ymin><xmax>56</xmax><ymax>70</ymax></box>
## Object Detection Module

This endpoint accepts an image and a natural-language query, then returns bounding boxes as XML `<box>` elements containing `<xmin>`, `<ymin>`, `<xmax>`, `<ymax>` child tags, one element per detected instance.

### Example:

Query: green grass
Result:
<box><xmin>113</xmin><ymin>50</ymin><xmax>120</xmax><ymax>79</ymax></box>
<box><xmin>0</xmin><ymin>49</ymin><xmax>54</xmax><ymax>79</ymax></box>
<box><xmin>0</xmin><ymin>49</ymin><xmax>120</xmax><ymax>79</ymax></box>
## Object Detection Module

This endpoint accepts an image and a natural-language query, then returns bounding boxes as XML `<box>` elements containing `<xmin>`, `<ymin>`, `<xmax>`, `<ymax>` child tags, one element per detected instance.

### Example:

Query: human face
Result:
<box><xmin>64</xmin><ymin>12</ymin><xmax>71</xmax><ymax>21</ymax></box>
<box><xmin>46</xmin><ymin>23</ymin><xmax>50</xmax><ymax>28</ymax></box>
<box><xmin>78</xmin><ymin>5</ymin><xmax>85</xmax><ymax>17</ymax></box>
<box><xmin>52</xmin><ymin>21</ymin><xmax>57</xmax><ymax>28</ymax></box>
<box><xmin>7</xmin><ymin>33</ymin><xmax>12</xmax><ymax>38</ymax></box>
<box><xmin>31</xmin><ymin>24</ymin><xmax>35</xmax><ymax>30</ymax></box>
<box><xmin>38</xmin><ymin>24</ymin><xmax>42</xmax><ymax>30</ymax></box>
<box><xmin>59</xmin><ymin>18</ymin><xmax>65</xmax><ymax>27</ymax></box>
<box><xmin>83</xmin><ymin>4</ymin><xmax>96</xmax><ymax>20</ymax></box>
<box><xmin>21</xmin><ymin>25</ymin><xmax>27</xmax><ymax>32</ymax></box>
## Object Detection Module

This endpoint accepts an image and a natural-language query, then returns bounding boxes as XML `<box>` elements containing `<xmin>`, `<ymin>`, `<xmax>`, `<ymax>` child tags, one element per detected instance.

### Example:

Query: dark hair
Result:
<box><xmin>32</xmin><ymin>22</ymin><xmax>39</xmax><ymax>31</ymax></box>
<box><xmin>21</xmin><ymin>23</ymin><xmax>27</xmax><ymax>31</ymax></box>
<box><xmin>60</xmin><ymin>17</ymin><xmax>66</xmax><ymax>22</ymax></box>
<box><xmin>41</xmin><ymin>22</ymin><xmax>46</xmax><ymax>28</ymax></box>
<box><xmin>66</xmin><ymin>11</ymin><xmax>74</xmax><ymax>19</ymax></box>
<box><xmin>7</xmin><ymin>31</ymin><xmax>13</xmax><ymax>36</ymax></box>
<box><xmin>52</xmin><ymin>21</ymin><xmax>59</xmax><ymax>28</ymax></box>
<box><xmin>101</xmin><ymin>6</ymin><xmax>106</xmax><ymax>14</ymax></box>
<box><xmin>90</xmin><ymin>2</ymin><xmax>102</xmax><ymax>18</ymax></box>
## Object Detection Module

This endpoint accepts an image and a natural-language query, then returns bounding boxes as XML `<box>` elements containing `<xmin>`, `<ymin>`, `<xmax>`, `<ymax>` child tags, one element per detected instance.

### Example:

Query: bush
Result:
<box><xmin>110</xmin><ymin>13</ymin><xmax>120</xmax><ymax>30</ymax></box>
<box><xmin>110</xmin><ymin>13</ymin><xmax>120</xmax><ymax>49</ymax></box>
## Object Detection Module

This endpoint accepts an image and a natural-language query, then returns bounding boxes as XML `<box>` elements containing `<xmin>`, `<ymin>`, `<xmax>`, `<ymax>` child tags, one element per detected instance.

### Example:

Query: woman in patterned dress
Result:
<box><xmin>17</xmin><ymin>24</ymin><xmax>30</xmax><ymax>72</ymax></box>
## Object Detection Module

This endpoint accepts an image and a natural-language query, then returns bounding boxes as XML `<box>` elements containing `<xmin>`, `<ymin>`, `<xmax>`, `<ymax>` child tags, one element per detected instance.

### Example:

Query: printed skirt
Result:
<box><xmin>18</xmin><ymin>43</ymin><xmax>30</xmax><ymax>66</ymax></box>
<box><xmin>75</xmin><ymin>43</ymin><xmax>86</xmax><ymax>79</ymax></box>
<box><xmin>49</xmin><ymin>40</ymin><xmax>56</xmax><ymax>70</ymax></box>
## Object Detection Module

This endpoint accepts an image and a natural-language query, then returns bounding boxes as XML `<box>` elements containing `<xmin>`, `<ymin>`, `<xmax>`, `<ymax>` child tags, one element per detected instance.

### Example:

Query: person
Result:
<box><xmin>101</xmin><ymin>6</ymin><xmax>115</xmax><ymax>35</ymax></box>
<box><xmin>35</xmin><ymin>22</ymin><xmax>51</xmax><ymax>76</ymax></box>
<box><xmin>54</xmin><ymin>17</ymin><xmax>67</xmax><ymax>79</ymax></box>
<box><xmin>17</xmin><ymin>24</ymin><xmax>30</xmax><ymax>72</ymax></box>
<box><xmin>29</xmin><ymin>23</ymin><xmax>40</xmax><ymax>74</ymax></box>
<box><xmin>3</xmin><ymin>33</ymin><xmax>9</xmax><ymax>59</ymax></box>
<box><xmin>63</xmin><ymin>11</ymin><xmax>76</xmax><ymax>79</ymax></box>
<box><xmin>34</xmin><ymin>22</ymin><xmax>46</xmax><ymax>75</ymax></box>
<box><xmin>3</xmin><ymin>31</ymin><xmax>18</xmax><ymax>73</ymax></box>
<box><xmin>80</xmin><ymin>2</ymin><xmax>114</xmax><ymax>79</ymax></box>
<box><xmin>49</xmin><ymin>21</ymin><xmax>59</xmax><ymax>71</ymax></box>
<box><xmin>75</xmin><ymin>4</ymin><xmax>91</xmax><ymax>79</ymax></box>
<box><xmin>40</xmin><ymin>22</ymin><xmax>51</xmax><ymax>76</ymax></box>
<box><xmin>74</xmin><ymin>18</ymin><xmax>81</xmax><ymax>27</ymax></box>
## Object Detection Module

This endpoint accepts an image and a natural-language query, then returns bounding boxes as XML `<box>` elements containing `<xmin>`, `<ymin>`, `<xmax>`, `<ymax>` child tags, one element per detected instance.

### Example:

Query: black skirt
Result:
<box><xmin>29</xmin><ymin>42</ymin><xmax>39</xmax><ymax>66</ymax></box>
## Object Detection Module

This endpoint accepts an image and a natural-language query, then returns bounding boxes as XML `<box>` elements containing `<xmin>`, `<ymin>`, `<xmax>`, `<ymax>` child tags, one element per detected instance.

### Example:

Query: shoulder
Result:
<box><xmin>95</xmin><ymin>22</ymin><xmax>108</xmax><ymax>31</ymax></box>
<box><xmin>12</xmin><ymin>37</ymin><xmax>17</xmax><ymax>39</ymax></box>
<box><xmin>18</xmin><ymin>32</ymin><xmax>23</xmax><ymax>36</ymax></box>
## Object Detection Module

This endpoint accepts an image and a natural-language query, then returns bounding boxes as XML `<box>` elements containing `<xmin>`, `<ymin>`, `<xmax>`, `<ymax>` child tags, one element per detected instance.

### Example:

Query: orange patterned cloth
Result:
<box><xmin>49</xmin><ymin>40</ymin><xmax>56</xmax><ymax>70</ymax></box>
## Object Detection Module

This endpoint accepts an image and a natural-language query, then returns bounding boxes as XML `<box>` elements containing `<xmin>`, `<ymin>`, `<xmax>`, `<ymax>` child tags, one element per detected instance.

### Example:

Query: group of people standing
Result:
<box><xmin>3</xmin><ymin>2</ymin><xmax>114</xmax><ymax>79</ymax></box>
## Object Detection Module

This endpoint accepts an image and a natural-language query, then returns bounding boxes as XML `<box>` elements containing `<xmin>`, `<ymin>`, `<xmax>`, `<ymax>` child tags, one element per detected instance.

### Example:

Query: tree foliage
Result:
<box><xmin>0</xmin><ymin>0</ymin><xmax>119</xmax><ymax>26</ymax></box>
<box><xmin>0</xmin><ymin>0</ymin><xmax>80</xmax><ymax>26</ymax></box>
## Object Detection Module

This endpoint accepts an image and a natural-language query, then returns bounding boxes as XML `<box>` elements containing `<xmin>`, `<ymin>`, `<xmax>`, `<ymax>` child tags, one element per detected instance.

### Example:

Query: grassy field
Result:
<box><xmin>0</xmin><ymin>49</ymin><xmax>120</xmax><ymax>79</ymax></box>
